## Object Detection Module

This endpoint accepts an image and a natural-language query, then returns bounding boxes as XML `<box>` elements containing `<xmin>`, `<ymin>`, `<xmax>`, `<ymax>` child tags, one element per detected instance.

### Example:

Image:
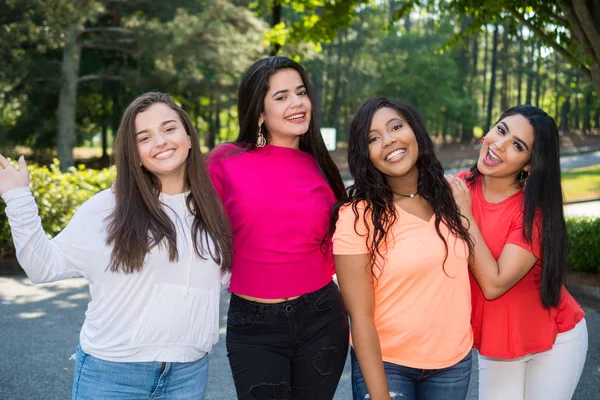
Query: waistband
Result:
<box><xmin>229</xmin><ymin>280</ymin><xmax>337</xmax><ymax>315</ymax></box>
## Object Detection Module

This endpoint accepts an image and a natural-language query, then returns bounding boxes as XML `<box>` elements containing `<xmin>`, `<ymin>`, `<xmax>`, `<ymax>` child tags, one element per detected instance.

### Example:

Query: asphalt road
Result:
<box><xmin>1</xmin><ymin>276</ymin><xmax>599</xmax><ymax>399</ymax></box>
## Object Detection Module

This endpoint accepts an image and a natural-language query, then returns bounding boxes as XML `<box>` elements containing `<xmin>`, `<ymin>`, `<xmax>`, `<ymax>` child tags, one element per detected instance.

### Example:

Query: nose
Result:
<box><xmin>290</xmin><ymin>93</ymin><xmax>303</xmax><ymax>107</ymax></box>
<box><xmin>155</xmin><ymin>132</ymin><xmax>168</xmax><ymax>146</ymax></box>
<box><xmin>382</xmin><ymin>131</ymin><xmax>397</xmax><ymax>147</ymax></box>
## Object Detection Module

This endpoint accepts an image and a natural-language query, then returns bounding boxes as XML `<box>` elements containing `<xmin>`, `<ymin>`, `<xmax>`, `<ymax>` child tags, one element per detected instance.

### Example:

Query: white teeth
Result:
<box><xmin>286</xmin><ymin>114</ymin><xmax>304</xmax><ymax>120</ymax></box>
<box><xmin>155</xmin><ymin>149</ymin><xmax>175</xmax><ymax>159</ymax></box>
<box><xmin>488</xmin><ymin>149</ymin><xmax>501</xmax><ymax>162</ymax></box>
<box><xmin>386</xmin><ymin>149</ymin><xmax>405</xmax><ymax>161</ymax></box>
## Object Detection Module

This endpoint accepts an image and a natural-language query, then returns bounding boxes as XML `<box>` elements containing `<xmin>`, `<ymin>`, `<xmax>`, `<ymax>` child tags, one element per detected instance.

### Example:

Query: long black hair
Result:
<box><xmin>235</xmin><ymin>56</ymin><xmax>344</xmax><ymax>199</ymax></box>
<box><xmin>330</xmin><ymin>97</ymin><xmax>473</xmax><ymax>276</ymax></box>
<box><xmin>466</xmin><ymin>105</ymin><xmax>565</xmax><ymax>308</ymax></box>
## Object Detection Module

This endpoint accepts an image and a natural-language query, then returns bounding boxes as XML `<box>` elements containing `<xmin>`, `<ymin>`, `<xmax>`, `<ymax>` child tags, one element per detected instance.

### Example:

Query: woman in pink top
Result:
<box><xmin>332</xmin><ymin>98</ymin><xmax>474</xmax><ymax>400</ymax></box>
<box><xmin>447</xmin><ymin>105</ymin><xmax>587</xmax><ymax>400</ymax></box>
<box><xmin>206</xmin><ymin>57</ymin><xmax>349</xmax><ymax>399</ymax></box>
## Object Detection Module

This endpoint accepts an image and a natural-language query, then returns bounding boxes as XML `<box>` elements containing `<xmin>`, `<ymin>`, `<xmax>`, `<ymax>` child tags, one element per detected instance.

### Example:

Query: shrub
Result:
<box><xmin>0</xmin><ymin>159</ymin><xmax>115</xmax><ymax>251</ymax></box>
<box><xmin>566</xmin><ymin>216</ymin><xmax>600</xmax><ymax>272</ymax></box>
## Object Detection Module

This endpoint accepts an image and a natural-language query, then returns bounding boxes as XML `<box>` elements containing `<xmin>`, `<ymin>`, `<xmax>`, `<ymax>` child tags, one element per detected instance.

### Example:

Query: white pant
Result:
<box><xmin>478</xmin><ymin>318</ymin><xmax>588</xmax><ymax>400</ymax></box>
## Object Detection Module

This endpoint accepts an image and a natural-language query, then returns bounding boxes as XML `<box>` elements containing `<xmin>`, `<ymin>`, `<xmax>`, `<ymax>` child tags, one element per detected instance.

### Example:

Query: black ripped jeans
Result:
<box><xmin>226</xmin><ymin>281</ymin><xmax>350</xmax><ymax>400</ymax></box>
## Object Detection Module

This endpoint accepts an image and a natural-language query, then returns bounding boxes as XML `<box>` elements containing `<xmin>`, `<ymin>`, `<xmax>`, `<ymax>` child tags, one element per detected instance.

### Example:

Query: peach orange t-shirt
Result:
<box><xmin>333</xmin><ymin>201</ymin><xmax>473</xmax><ymax>369</ymax></box>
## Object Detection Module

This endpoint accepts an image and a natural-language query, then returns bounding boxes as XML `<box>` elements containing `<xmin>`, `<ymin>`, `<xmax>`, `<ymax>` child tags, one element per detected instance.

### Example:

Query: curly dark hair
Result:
<box><xmin>329</xmin><ymin>97</ymin><xmax>473</xmax><ymax>277</ymax></box>
<box><xmin>466</xmin><ymin>105</ymin><xmax>565</xmax><ymax>308</ymax></box>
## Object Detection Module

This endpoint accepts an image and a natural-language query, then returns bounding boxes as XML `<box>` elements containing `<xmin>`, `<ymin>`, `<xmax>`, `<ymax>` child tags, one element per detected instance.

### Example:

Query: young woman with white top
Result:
<box><xmin>0</xmin><ymin>92</ymin><xmax>232</xmax><ymax>399</ymax></box>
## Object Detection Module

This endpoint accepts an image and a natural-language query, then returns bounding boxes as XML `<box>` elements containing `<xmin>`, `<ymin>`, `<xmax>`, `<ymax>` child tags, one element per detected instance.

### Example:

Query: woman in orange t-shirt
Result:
<box><xmin>447</xmin><ymin>105</ymin><xmax>587</xmax><ymax>400</ymax></box>
<box><xmin>331</xmin><ymin>97</ymin><xmax>474</xmax><ymax>400</ymax></box>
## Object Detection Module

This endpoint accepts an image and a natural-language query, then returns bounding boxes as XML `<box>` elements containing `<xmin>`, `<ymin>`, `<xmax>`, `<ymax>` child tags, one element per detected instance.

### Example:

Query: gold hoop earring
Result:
<box><xmin>256</xmin><ymin>125</ymin><xmax>266</xmax><ymax>148</ymax></box>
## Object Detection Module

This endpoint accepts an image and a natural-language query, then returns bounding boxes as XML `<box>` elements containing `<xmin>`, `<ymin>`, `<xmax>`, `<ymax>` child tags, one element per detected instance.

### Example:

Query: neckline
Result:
<box><xmin>394</xmin><ymin>203</ymin><xmax>435</xmax><ymax>224</ymax></box>
<box><xmin>474</xmin><ymin>176</ymin><xmax>522</xmax><ymax>207</ymax></box>
<box><xmin>256</xmin><ymin>144</ymin><xmax>309</xmax><ymax>158</ymax></box>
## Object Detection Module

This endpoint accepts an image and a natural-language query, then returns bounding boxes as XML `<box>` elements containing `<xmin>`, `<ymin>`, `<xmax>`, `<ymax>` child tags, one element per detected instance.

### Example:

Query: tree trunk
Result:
<box><xmin>500</xmin><ymin>22</ymin><xmax>509</xmax><ymax>112</ymax></box>
<box><xmin>560</xmin><ymin>97</ymin><xmax>571</xmax><ymax>133</ymax></box>
<box><xmin>517</xmin><ymin>27</ymin><xmax>524</xmax><ymax>104</ymax></box>
<box><xmin>554</xmin><ymin>52</ymin><xmax>560</xmax><ymax>120</ymax></box>
<box><xmin>574</xmin><ymin>75</ymin><xmax>580</xmax><ymax>129</ymax></box>
<box><xmin>534</xmin><ymin>44</ymin><xmax>542</xmax><ymax>107</ymax></box>
<box><xmin>56</xmin><ymin>24</ymin><xmax>81</xmax><ymax>171</ymax></box>
<box><xmin>329</xmin><ymin>30</ymin><xmax>345</xmax><ymax>134</ymax></box>
<box><xmin>482</xmin><ymin>25</ymin><xmax>489</xmax><ymax>113</ymax></box>
<box><xmin>485</xmin><ymin>24</ymin><xmax>500</xmax><ymax>132</ymax></box>
<box><xmin>525</xmin><ymin>41</ymin><xmax>535</xmax><ymax>105</ymax></box>
<box><xmin>583</xmin><ymin>88</ymin><xmax>592</xmax><ymax>134</ymax></box>
<box><xmin>271</xmin><ymin>2</ymin><xmax>282</xmax><ymax>55</ymax></box>
<box><xmin>101</xmin><ymin>123</ymin><xmax>108</xmax><ymax>160</ymax></box>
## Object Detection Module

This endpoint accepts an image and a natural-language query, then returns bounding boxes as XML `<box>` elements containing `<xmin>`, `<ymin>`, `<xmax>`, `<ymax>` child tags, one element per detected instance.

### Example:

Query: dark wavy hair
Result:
<box><xmin>330</xmin><ymin>97</ymin><xmax>473</xmax><ymax>276</ymax></box>
<box><xmin>466</xmin><ymin>105</ymin><xmax>565</xmax><ymax>307</ymax></box>
<box><xmin>107</xmin><ymin>92</ymin><xmax>232</xmax><ymax>273</ymax></box>
<box><xmin>234</xmin><ymin>56</ymin><xmax>344</xmax><ymax>199</ymax></box>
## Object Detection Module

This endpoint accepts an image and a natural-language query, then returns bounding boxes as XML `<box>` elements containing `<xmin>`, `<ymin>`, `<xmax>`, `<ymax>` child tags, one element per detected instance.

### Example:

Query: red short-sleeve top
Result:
<box><xmin>456</xmin><ymin>171</ymin><xmax>584</xmax><ymax>358</ymax></box>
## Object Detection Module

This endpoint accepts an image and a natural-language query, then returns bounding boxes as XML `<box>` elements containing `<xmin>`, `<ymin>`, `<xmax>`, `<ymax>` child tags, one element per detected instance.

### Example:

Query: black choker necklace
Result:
<box><xmin>391</xmin><ymin>190</ymin><xmax>418</xmax><ymax>198</ymax></box>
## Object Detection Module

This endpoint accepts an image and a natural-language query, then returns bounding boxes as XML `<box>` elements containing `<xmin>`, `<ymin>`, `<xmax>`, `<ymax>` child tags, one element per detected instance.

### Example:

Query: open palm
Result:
<box><xmin>0</xmin><ymin>154</ymin><xmax>30</xmax><ymax>196</ymax></box>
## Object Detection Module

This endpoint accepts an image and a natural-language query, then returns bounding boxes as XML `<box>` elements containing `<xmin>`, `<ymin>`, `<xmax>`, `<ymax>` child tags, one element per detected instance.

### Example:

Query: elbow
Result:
<box><xmin>480</xmin><ymin>284</ymin><xmax>507</xmax><ymax>300</ymax></box>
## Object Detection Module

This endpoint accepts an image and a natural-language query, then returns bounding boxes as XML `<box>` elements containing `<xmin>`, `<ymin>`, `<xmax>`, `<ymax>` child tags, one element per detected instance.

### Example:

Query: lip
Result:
<box><xmin>284</xmin><ymin>112</ymin><xmax>307</xmax><ymax>123</ymax></box>
<box><xmin>154</xmin><ymin>149</ymin><xmax>176</xmax><ymax>160</ymax></box>
<box><xmin>384</xmin><ymin>148</ymin><xmax>407</xmax><ymax>163</ymax></box>
<box><xmin>481</xmin><ymin>147</ymin><xmax>503</xmax><ymax>167</ymax></box>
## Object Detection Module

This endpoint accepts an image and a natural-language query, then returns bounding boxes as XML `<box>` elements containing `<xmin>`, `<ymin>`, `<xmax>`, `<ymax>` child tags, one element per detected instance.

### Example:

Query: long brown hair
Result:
<box><xmin>107</xmin><ymin>92</ymin><xmax>232</xmax><ymax>273</ymax></box>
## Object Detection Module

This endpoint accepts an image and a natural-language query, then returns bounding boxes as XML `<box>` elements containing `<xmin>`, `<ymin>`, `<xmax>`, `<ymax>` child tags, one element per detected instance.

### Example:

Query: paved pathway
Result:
<box><xmin>1</xmin><ymin>276</ymin><xmax>599</xmax><ymax>399</ymax></box>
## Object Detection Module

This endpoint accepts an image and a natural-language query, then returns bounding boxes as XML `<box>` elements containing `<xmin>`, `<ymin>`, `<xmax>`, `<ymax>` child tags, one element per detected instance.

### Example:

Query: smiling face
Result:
<box><xmin>135</xmin><ymin>102</ymin><xmax>191</xmax><ymax>186</ymax></box>
<box><xmin>260</xmin><ymin>68</ymin><xmax>311</xmax><ymax>148</ymax></box>
<box><xmin>367</xmin><ymin>107</ymin><xmax>419</xmax><ymax>178</ymax></box>
<box><xmin>477</xmin><ymin>114</ymin><xmax>535</xmax><ymax>179</ymax></box>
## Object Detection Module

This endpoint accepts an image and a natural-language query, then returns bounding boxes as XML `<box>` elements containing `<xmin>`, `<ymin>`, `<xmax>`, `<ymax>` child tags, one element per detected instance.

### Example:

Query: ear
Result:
<box><xmin>187</xmin><ymin>135</ymin><xmax>192</xmax><ymax>149</ymax></box>
<box><xmin>258</xmin><ymin>116</ymin><xmax>264</xmax><ymax>128</ymax></box>
<box><xmin>523</xmin><ymin>163</ymin><xmax>531</xmax><ymax>173</ymax></box>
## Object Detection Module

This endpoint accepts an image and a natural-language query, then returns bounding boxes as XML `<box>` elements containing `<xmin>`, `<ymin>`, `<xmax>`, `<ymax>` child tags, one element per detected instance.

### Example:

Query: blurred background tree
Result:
<box><xmin>1</xmin><ymin>0</ymin><xmax>598</xmax><ymax>169</ymax></box>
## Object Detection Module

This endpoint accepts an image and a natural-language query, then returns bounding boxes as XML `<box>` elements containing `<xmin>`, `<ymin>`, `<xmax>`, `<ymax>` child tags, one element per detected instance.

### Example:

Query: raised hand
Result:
<box><xmin>0</xmin><ymin>154</ymin><xmax>30</xmax><ymax>196</ymax></box>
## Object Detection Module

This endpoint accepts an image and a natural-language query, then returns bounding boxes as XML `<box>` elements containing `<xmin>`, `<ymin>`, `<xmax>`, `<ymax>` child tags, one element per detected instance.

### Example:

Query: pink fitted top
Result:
<box><xmin>206</xmin><ymin>143</ymin><xmax>336</xmax><ymax>298</ymax></box>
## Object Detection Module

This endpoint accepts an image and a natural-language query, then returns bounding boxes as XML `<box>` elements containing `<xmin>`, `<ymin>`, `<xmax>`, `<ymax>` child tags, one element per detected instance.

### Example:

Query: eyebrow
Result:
<box><xmin>368</xmin><ymin>117</ymin><xmax>404</xmax><ymax>134</ymax></box>
<box><xmin>271</xmin><ymin>84</ymin><xmax>306</xmax><ymax>98</ymax></box>
<box><xmin>500</xmin><ymin>121</ymin><xmax>530</xmax><ymax>151</ymax></box>
<box><xmin>136</xmin><ymin>120</ymin><xmax>177</xmax><ymax>135</ymax></box>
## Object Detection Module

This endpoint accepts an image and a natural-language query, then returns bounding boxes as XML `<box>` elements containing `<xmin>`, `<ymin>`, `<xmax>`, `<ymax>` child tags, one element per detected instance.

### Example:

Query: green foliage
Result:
<box><xmin>0</xmin><ymin>159</ymin><xmax>115</xmax><ymax>247</ymax></box>
<box><xmin>566</xmin><ymin>217</ymin><xmax>600</xmax><ymax>272</ymax></box>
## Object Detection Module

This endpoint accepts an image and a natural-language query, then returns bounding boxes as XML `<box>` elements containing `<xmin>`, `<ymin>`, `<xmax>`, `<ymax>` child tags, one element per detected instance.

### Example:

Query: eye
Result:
<box><xmin>165</xmin><ymin>126</ymin><xmax>176</xmax><ymax>133</ymax></box>
<box><xmin>513</xmin><ymin>142</ymin><xmax>523</xmax><ymax>151</ymax></box>
<box><xmin>391</xmin><ymin>124</ymin><xmax>403</xmax><ymax>131</ymax></box>
<box><xmin>368</xmin><ymin>136</ymin><xmax>379</xmax><ymax>144</ymax></box>
<box><xmin>298</xmin><ymin>90</ymin><xmax>308</xmax><ymax>96</ymax></box>
<box><xmin>139</xmin><ymin>136</ymin><xmax>150</xmax><ymax>143</ymax></box>
<box><xmin>497</xmin><ymin>125</ymin><xmax>505</xmax><ymax>135</ymax></box>
<box><xmin>275</xmin><ymin>95</ymin><xmax>286</xmax><ymax>101</ymax></box>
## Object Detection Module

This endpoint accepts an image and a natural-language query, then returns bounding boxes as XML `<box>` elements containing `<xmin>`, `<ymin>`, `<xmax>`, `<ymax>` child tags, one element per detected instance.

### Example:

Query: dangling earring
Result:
<box><xmin>519</xmin><ymin>170</ymin><xmax>529</xmax><ymax>188</ymax></box>
<box><xmin>256</xmin><ymin>125</ymin><xmax>266</xmax><ymax>148</ymax></box>
<box><xmin>478</xmin><ymin>136</ymin><xmax>485</xmax><ymax>147</ymax></box>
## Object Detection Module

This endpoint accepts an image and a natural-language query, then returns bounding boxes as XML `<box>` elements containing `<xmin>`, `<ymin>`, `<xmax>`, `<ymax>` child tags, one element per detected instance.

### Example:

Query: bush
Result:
<box><xmin>566</xmin><ymin>216</ymin><xmax>600</xmax><ymax>272</ymax></box>
<box><xmin>0</xmin><ymin>159</ymin><xmax>115</xmax><ymax>251</ymax></box>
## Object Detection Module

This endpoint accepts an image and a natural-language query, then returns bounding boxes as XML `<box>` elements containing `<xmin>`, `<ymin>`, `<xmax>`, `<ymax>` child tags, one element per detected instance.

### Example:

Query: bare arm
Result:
<box><xmin>335</xmin><ymin>253</ymin><xmax>390</xmax><ymax>400</ymax></box>
<box><xmin>446</xmin><ymin>175</ymin><xmax>538</xmax><ymax>299</ymax></box>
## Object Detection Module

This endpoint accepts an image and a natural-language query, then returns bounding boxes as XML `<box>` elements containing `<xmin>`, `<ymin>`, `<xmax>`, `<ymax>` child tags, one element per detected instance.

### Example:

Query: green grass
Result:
<box><xmin>562</xmin><ymin>164</ymin><xmax>600</xmax><ymax>203</ymax></box>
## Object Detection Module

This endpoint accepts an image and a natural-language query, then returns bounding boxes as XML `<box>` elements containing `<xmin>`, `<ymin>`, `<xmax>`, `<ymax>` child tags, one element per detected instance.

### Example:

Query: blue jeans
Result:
<box><xmin>351</xmin><ymin>348</ymin><xmax>472</xmax><ymax>400</ymax></box>
<box><xmin>72</xmin><ymin>346</ymin><xmax>209</xmax><ymax>399</ymax></box>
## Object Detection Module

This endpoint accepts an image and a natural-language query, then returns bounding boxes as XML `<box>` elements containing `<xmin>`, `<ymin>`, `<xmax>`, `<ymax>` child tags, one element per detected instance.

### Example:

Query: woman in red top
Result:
<box><xmin>447</xmin><ymin>105</ymin><xmax>587</xmax><ymax>400</ymax></box>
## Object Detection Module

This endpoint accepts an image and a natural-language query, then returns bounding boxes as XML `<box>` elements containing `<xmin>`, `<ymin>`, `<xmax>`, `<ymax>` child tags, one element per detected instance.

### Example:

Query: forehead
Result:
<box><xmin>267</xmin><ymin>68</ymin><xmax>304</xmax><ymax>92</ymax></box>
<box><xmin>501</xmin><ymin>114</ymin><xmax>534</xmax><ymax>145</ymax></box>
<box><xmin>135</xmin><ymin>103</ymin><xmax>180</xmax><ymax>130</ymax></box>
<box><xmin>370</xmin><ymin>107</ymin><xmax>404</xmax><ymax>130</ymax></box>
